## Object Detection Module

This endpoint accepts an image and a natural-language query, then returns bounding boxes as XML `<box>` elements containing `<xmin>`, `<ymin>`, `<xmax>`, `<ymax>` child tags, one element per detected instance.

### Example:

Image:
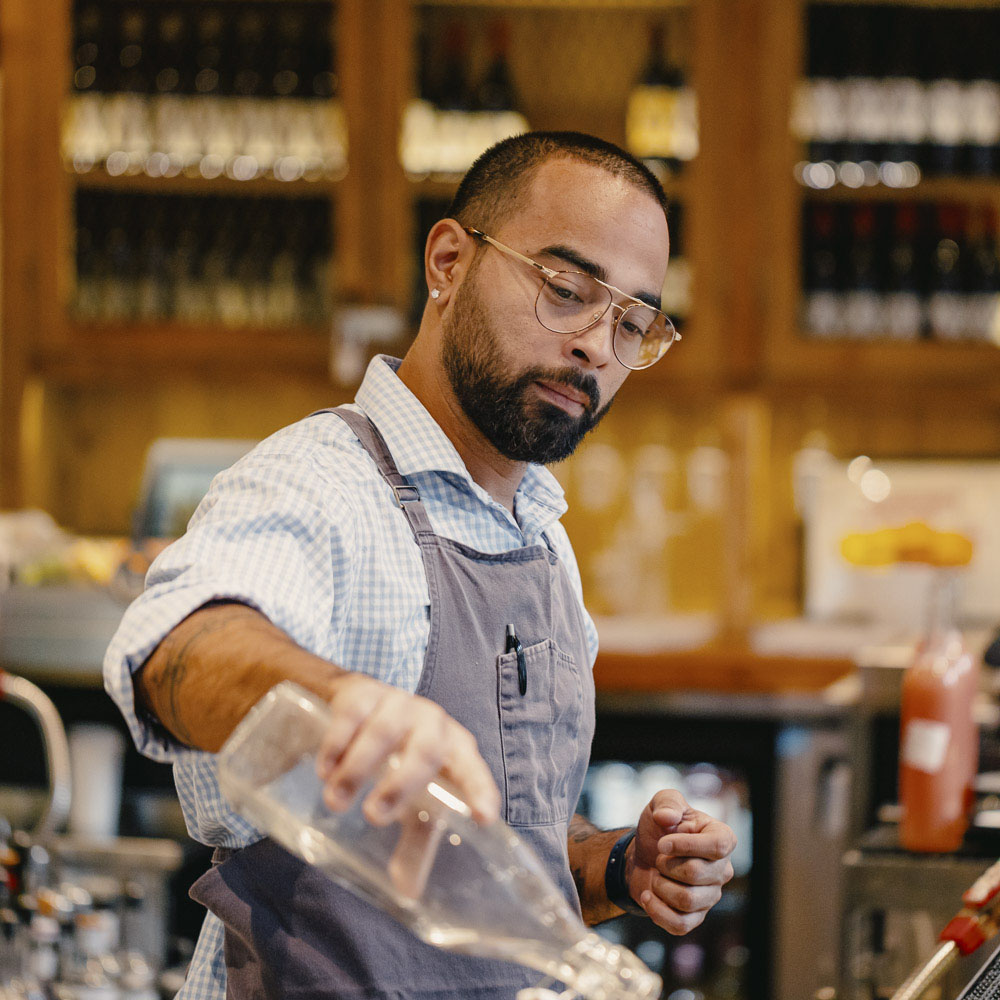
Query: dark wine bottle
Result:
<box><xmin>963</xmin><ymin>205</ymin><xmax>1000</xmax><ymax>342</ymax></box>
<box><xmin>927</xmin><ymin>204</ymin><xmax>968</xmax><ymax>340</ymax></box>
<box><xmin>843</xmin><ymin>204</ymin><xmax>884</xmax><ymax>339</ymax></box>
<box><xmin>964</xmin><ymin>10</ymin><xmax>1000</xmax><ymax>178</ymax></box>
<box><xmin>474</xmin><ymin>19</ymin><xmax>518</xmax><ymax>113</ymax></box>
<box><xmin>72</xmin><ymin>3</ymin><xmax>105</xmax><ymax>93</ymax></box>
<box><xmin>885</xmin><ymin>204</ymin><xmax>925</xmax><ymax>341</ymax></box>
<box><xmin>802</xmin><ymin>203</ymin><xmax>844</xmax><ymax>339</ymax></box>
<box><xmin>436</xmin><ymin>21</ymin><xmax>472</xmax><ymax>111</ymax></box>
<box><xmin>881</xmin><ymin>6</ymin><xmax>925</xmax><ymax>169</ymax></box>
<box><xmin>925</xmin><ymin>11</ymin><xmax>964</xmax><ymax>177</ymax></box>
<box><xmin>115</xmin><ymin>3</ymin><xmax>151</xmax><ymax>94</ymax></box>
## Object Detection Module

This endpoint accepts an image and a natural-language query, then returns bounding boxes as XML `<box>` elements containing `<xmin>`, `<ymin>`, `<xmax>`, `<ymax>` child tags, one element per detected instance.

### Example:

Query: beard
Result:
<box><xmin>441</xmin><ymin>273</ymin><xmax>614</xmax><ymax>465</ymax></box>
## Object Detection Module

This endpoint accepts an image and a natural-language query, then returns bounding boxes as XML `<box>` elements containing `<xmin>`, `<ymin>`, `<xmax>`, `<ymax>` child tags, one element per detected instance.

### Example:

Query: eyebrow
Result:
<box><xmin>537</xmin><ymin>243</ymin><xmax>663</xmax><ymax>311</ymax></box>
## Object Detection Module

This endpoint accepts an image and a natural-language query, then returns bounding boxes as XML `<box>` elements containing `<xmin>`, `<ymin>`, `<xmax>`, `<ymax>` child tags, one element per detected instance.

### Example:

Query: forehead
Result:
<box><xmin>498</xmin><ymin>157</ymin><xmax>670</xmax><ymax>287</ymax></box>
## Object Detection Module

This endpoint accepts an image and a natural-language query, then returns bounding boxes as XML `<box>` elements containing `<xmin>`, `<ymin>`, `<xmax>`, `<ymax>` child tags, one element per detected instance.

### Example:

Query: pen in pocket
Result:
<box><xmin>505</xmin><ymin>624</ymin><xmax>527</xmax><ymax>696</ymax></box>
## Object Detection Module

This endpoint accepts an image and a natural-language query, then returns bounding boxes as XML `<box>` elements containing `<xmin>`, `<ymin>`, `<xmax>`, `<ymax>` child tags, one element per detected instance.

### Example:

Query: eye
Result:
<box><xmin>544</xmin><ymin>275</ymin><xmax>589</xmax><ymax>307</ymax></box>
<box><xmin>618</xmin><ymin>318</ymin><xmax>646</xmax><ymax>339</ymax></box>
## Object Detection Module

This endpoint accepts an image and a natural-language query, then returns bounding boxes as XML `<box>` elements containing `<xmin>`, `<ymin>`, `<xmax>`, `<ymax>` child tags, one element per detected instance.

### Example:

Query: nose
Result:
<box><xmin>564</xmin><ymin>304</ymin><xmax>618</xmax><ymax>369</ymax></box>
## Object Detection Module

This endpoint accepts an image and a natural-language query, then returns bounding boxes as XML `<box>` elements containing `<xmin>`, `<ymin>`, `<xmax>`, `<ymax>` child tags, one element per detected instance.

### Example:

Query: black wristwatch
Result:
<box><xmin>604</xmin><ymin>828</ymin><xmax>645</xmax><ymax>916</ymax></box>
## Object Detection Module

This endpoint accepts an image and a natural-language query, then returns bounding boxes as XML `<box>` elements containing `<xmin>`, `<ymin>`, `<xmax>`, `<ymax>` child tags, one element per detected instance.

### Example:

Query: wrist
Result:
<box><xmin>604</xmin><ymin>828</ymin><xmax>644</xmax><ymax>916</ymax></box>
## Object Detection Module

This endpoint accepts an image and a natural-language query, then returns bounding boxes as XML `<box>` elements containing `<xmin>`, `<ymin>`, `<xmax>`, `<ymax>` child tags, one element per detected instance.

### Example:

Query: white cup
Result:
<box><xmin>68</xmin><ymin>723</ymin><xmax>125</xmax><ymax>840</ymax></box>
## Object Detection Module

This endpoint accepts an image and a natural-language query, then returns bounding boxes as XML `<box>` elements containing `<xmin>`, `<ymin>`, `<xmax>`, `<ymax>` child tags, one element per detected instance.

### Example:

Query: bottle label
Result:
<box><xmin>927</xmin><ymin>80</ymin><xmax>966</xmax><ymax>146</ymax></box>
<box><xmin>882</xmin><ymin>78</ymin><xmax>927</xmax><ymax>144</ymax></box>
<box><xmin>902</xmin><ymin>718</ymin><xmax>951</xmax><ymax>774</ymax></box>
<box><xmin>965</xmin><ymin>81</ymin><xmax>1000</xmax><ymax>145</ymax></box>
<box><xmin>810</xmin><ymin>79</ymin><xmax>847</xmax><ymax>143</ymax></box>
<box><xmin>844</xmin><ymin>78</ymin><xmax>888</xmax><ymax>143</ymax></box>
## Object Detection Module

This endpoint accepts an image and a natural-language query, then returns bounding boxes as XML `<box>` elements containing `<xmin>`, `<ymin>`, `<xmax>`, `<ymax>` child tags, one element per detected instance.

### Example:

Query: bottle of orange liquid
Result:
<box><xmin>899</xmin><ymin>571</ymin><xmax>979</xmax><ymax>852</ymax></box>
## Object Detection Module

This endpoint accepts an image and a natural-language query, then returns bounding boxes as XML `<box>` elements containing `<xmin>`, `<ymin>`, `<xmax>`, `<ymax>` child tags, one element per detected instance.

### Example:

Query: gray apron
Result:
<box><xmin>190</xmin><ymin>407</ymin><xmax>596</xmax><ymax>999</ymax></box>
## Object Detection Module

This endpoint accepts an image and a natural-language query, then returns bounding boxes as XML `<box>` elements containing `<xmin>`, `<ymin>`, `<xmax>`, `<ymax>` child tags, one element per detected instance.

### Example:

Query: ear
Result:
<box><xmin>424</xmin><ymin>219</ymin><xmax>474</xmax><ymax>308</ymax></box>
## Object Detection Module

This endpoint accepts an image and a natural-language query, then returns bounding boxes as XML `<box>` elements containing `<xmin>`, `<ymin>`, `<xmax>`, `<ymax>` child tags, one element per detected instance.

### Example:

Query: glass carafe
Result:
<box><xmin>217</xmin><ymin>682</ymin><xmax>661</xmax><ymax>1000</ymax></box>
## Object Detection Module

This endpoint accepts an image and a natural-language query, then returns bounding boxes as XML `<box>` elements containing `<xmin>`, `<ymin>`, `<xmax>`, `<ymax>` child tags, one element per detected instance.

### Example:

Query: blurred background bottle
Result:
<box><xmin>625</xmin><ymin>22</ymin><xmax>697</xmax><ymax>174</ymax></box>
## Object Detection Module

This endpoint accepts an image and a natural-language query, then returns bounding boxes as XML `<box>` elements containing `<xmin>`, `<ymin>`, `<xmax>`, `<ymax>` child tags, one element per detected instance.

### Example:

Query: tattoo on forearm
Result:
<box><xmin>571</xmin><ymin>863</ymin><xmax>586</xmax><ymax>898</ymax></box>
<box><xmin>147</xmin><ymin>603</ymin><xmax>256</xmax><ymax>746</ymax></box>
<box><xmin>569</xmin><ymin>814</ymin><xmax>599</xmax><ymax>845</ymax></box>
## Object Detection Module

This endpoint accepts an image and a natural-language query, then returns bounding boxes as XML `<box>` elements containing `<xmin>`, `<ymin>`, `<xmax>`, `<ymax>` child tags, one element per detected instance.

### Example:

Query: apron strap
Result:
<box><xmin>314</xmin><ymin>406</ymin><xmax>436</xmax><ymax>542</ymax></box>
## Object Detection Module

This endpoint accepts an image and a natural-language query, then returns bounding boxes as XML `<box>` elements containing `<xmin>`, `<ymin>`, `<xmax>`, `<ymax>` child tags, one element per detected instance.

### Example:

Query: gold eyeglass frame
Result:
<box><xmin>463</xmin><ymin>226</ymin><xmax>679</xmax><ymax>371</ymax></box>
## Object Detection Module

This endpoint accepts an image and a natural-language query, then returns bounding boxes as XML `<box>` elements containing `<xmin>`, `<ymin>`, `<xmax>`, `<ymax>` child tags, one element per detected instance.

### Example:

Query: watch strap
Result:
<box><xmin>604</xmin><ymin>828</ymin><xmax>644</xmax><ymax>916</ymax></box>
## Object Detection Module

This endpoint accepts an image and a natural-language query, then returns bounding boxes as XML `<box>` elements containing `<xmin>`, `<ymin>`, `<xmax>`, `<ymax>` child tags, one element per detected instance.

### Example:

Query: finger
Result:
<box><xmin>637</xmin><ymin>883</ymin><xmax>710</xmax><ymax>937</ymax></box>
<box><xmin>323</xmin><ymin>694</ymin><xmax>411</xmax><ymax>810</ymax></box>
<box><xmin>658</xmin><ymin>826</ymin><xmax>736</xmax><ymax>862</ymax></box>
<box><xmin>649</xmin><ymin>872</ymin><xmax>722</xmax><ymax>918</ymax></box>
<box><xmin>363</xmin><ymin>713</ymin><xmax>449</xmax><ymax>825</ymax></box>
<box><xmin>316</xmin><ymin>680</ymin><xmax>384</xmax><ymax>778</ymax></box>
<box><xmin>438</xmin><ymin>727</ymin><xmax>501</xmax><ymax>825</ymax></box>
<box><xmin>656</xmin><ymin>854</ymin><xmax>735</xmax><ymax>887</ymax></box>
<box><xmin>648</xmin><ymin>789</ymin><xmax>687</xmax><ymax>824</ymax></box>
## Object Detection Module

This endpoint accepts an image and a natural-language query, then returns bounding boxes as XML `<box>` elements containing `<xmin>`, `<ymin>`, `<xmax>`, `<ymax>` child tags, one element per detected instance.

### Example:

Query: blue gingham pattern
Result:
<box><xmin>104</xmin><ymin>354</ymin><xmax>598</xmax><ymax>1000</ymax></box>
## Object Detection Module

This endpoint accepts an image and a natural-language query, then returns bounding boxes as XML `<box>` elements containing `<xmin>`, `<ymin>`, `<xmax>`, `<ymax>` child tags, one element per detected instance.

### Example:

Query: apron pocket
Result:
<box><xmin>497</xmin><ymin>637</ymin><xmax>584</xmax><ymax>826</ymax></box>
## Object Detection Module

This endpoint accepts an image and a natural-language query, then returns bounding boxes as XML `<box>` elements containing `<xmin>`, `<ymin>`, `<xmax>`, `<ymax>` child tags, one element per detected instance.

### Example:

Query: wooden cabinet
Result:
<box><xmin>2</xmin><ymin>0</ymin><xmax>999</xmax><ymax>617</ymax></box>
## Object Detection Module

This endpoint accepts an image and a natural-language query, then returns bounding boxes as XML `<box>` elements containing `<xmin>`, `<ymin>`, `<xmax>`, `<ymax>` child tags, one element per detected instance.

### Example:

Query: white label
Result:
<box><xmin>810</xmin><ymin>79</ymin><xmax>847</xmax><ymax>143</ymax></box>
<box><xmin>927</xmin><ymin>80</ymin><xmax>966</xmax><ymax>145</ymax></box>
<box><xmin>902</xmin><ymin>718</ymin><xmax>951</xmax><ymax>774</ymax></box>
<box><xmin>965</xmin><ymin>81</ymin><xmax>1000</xmax><ymax>145</ymax></box>
<box><xmin>845</xmin><ymin>78</ymin><xmax>888</xmax><ymax>142</ymax></box>
<box><xmin>882</xmin><ymin>79</ymin><xmax>927</xmax><ymax>144</ymax></box>
<box><xmin>885</xmin><ymin>293</ymin><xmax>924</xmax><ymax>340</ymax></box>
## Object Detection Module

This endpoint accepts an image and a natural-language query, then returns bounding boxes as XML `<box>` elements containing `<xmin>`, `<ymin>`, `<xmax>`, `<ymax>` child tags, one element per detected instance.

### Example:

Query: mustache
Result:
<box><xmin>522</xmin><ymin>367</ymin><xmax>601</xmax><ymax>413</ymax></box>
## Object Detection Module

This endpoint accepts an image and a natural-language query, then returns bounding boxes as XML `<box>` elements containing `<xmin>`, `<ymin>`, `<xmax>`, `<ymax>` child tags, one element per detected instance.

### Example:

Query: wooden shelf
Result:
<box><xmin>766</xmin><ymin>334</ymin><xmax>1000</xmax><ymax>387</ymax></box>
<box><xmin>594</xmin><ymin>645</ymin><xmax>854</xmax><ymax>695</ymax></box>
<box><xmin>70</xmin><ymin>167</ymin><xmax>343</xmax><ymax>200</ymax></box>
<box><xmin>416</xmin><ymin>0</ymin><xmax>691</xmax><ymax>9</ymax></box>
<box><xmin>36</xmin><ymin>320</ymin><xmax>331</xmax><ymax>382</ymax></box>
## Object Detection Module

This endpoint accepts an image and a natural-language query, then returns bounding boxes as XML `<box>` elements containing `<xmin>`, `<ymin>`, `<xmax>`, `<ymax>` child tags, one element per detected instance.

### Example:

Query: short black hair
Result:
<box><xmin>445</xmin><ymin>131</ymin><xmax>669</xmax><ymax>234</ymax></box>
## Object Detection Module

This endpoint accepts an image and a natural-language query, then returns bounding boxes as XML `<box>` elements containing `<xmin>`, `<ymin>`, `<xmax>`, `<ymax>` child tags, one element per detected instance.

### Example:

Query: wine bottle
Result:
<box><xmin>885</xmin><ymin>204</ymin><xmax>925</xmax><ymax>341</ymax></box>
<box><xmin>802</xmin><ymin>203</ymin><xmax>844</xmax><ymax>339</ymax></box>
<box><xmin>841</xmin><ymin>8</ymin><xmax>884</xmax><ymax>167</ymax></box>
<box><xmin>927</xmin><ymin>204</ymin><xmax>968</xmax><ymax>341</ymax></box>
<box><xmin>626</xmin><ymin>21</ymin><xmax>696</xmax><ymax>172</ymax></box>
<box><xmin>436</xmin><ymin>21</ymin><xmax>472</xmax><ymax>112</ymax></box>
<box><xmin>802</xmin><ymin>5</ymin><xmax>846</xmax><ymax>166</ymax></box>
<box><xmin>881</xmin><ymin>6</ymin><xmax>926</xmax><ymax>170</ymax></box>
<box><xmin>963</xmin><ymin>205</ymin><xmax>1000</xmax><ymax>343</ymax></box>
<box><xmin>843</xmin><ymin>204</ymin><xmax>884</xmax><ymax>339</ymax></box>
<box><xmin>964</xmin><ymin>10</ymin><xmax>1000</xmax><ymax>178</ymax></box>
<box><xmin>474</xmin><ymin>19</ymin><xmax>518</xmax><ymax>113</ymax></box>
<box><xmin>925</xmin><ymin>10</ymin><xmax>964</xmax><ymax>177</ymax></box>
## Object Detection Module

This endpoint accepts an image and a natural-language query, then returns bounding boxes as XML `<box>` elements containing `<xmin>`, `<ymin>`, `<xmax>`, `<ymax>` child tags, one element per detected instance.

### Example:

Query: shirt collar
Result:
<box><xmin>355</xmin><ymin>355</ymin><xmax>568</xmax><ymax>519</ymax></box>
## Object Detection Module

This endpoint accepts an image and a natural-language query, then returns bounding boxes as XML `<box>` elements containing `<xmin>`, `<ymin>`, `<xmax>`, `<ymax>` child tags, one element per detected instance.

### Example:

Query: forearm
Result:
<box><xmin>568</xmin><ymin>814</ymin><xmax>634</xmax><ymax>925</ymax></box>
<box><xmin>134</xmin><ymin>600</ymin><xmax>344</xmax><ymax>752</ymax></box>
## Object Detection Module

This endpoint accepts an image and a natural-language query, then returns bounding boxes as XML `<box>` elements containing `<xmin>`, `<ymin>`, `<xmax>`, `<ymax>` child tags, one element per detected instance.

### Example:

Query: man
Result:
<box><xmin>105</xmin><ymin>131</ymin><xmax>736</xmax><ymax>1000</ymax></box>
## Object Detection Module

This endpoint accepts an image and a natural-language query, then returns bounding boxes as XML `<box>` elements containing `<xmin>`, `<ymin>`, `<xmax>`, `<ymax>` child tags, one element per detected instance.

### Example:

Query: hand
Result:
<box><xmin>315</xmin><ymin>673</ymin><xmax>500</xmax><ymax>827</ymax></box>
<box><xmin>627</xmin><ymin>789</ymin><xmax>736</xmax><ymax>935</ymax></box>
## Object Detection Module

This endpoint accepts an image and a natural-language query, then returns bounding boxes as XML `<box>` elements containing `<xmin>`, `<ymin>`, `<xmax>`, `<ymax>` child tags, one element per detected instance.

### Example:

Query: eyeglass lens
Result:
<box><xmin>536</xmin><ymin>272</ymin><xmax>674</xmax><ymax>369</ymax></box>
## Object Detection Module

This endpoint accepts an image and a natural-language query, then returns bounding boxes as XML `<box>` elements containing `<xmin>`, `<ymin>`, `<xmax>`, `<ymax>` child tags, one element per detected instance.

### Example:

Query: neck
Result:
<box><xmin>396</xmin><ymin>353</ymin><xmax>526</xmax><ymax>513</ymax></box>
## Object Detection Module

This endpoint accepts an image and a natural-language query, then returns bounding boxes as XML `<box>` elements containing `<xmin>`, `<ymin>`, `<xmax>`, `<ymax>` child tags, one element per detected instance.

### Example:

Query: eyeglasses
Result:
<box><xmin>463</xmin><ymin>227</ymin><xmax>679</xmax><ymax>371</ymax></box>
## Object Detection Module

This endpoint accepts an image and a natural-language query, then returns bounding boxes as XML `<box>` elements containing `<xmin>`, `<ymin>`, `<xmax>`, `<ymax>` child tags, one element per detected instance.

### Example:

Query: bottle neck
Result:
<box><xmin>926</xmin><ymin>572</ymin><xmax>959</xmax><ymax>638</ymax></box>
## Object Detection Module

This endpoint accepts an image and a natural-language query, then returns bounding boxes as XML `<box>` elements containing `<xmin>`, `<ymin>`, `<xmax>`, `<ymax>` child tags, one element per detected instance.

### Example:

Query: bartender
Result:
<box><xmin>104</xmin><ymin>131</ymin><xmax>736</xmax><ymax>1000</ymax></box>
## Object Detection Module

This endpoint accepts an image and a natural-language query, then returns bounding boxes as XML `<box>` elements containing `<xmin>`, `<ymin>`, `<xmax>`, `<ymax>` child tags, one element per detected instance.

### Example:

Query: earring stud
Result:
<box><xmin>430</xmin><ymin>288</ymin><xmax>441</xmax><ymax>300</ymax></box>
